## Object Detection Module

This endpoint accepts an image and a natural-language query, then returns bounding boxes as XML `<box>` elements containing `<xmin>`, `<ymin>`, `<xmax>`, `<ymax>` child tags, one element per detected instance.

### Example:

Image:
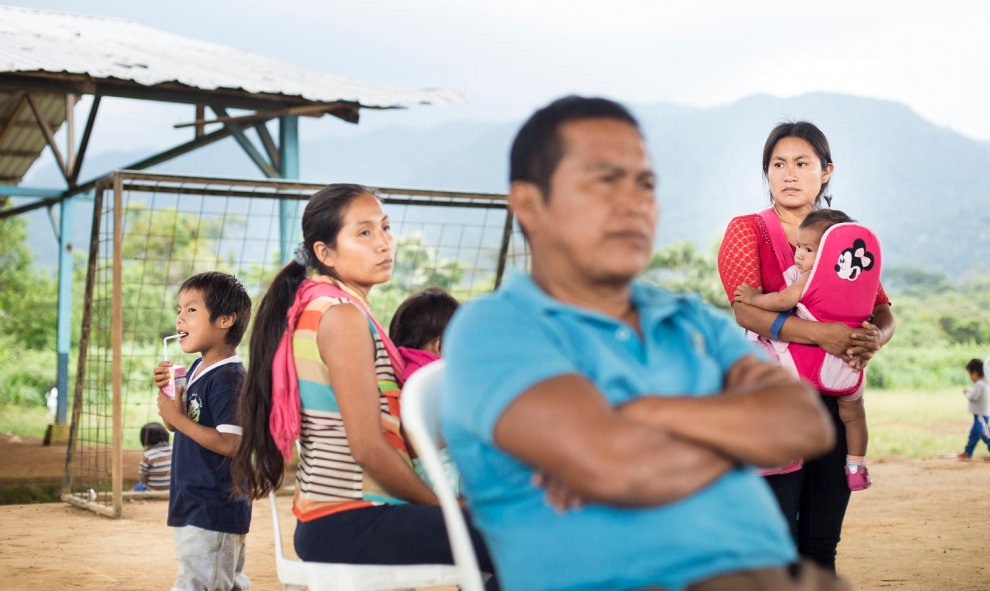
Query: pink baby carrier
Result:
<box><xmin>759</xmin><ymin>209</ymin><xmax>882</xmax><ymax>396</ymax></box>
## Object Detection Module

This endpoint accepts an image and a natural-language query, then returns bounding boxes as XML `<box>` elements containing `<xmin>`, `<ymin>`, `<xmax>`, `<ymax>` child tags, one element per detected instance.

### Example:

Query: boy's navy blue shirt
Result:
<box><xmin>168</xmin><ymin>355</ymin><xmax>251</xmax><ymax>534</ymax></box>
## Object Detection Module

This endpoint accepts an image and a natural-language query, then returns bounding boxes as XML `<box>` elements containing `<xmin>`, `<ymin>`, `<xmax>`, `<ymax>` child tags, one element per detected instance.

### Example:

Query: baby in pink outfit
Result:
<box><xmin>735</xmin><ymin>209</ymin><xmax>874</xmax><ymax>492</ymax></box>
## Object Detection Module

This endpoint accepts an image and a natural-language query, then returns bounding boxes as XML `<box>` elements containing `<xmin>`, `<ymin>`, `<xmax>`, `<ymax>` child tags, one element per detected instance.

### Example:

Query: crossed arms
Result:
<box><xmin>493</xmin><ymin>354</ymin><xmax>834</xmax><ymax>507</ymax></box>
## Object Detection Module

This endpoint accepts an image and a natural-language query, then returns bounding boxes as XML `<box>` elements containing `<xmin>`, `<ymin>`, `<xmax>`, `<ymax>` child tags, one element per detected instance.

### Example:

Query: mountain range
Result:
<box><xmin>17</xmin><ymin>92</ymin><xmax>990</xmax><ymax>279</ymax></box>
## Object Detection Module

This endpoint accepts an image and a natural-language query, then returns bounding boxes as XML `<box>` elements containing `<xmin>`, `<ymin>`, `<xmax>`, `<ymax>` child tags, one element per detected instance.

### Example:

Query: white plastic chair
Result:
<box><xmin>269</xmin><ymin>480</ymin><xmax>463</xmax><ymax>590</ymax></box>
<box><xmin>402</xmin><ymin>360</ymin><xmax>487</xmax><ymax>591</ymax></box>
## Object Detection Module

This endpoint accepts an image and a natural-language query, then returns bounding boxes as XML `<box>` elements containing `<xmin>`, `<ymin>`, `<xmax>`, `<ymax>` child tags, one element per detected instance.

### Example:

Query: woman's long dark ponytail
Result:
<box><xmin>231</xmin><ymin>183</ymin><xmax>373</xmax><ymax>499</ymax></box>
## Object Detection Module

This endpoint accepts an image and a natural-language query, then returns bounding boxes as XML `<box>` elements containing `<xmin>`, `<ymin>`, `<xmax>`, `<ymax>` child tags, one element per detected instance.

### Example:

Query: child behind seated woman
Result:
<box><xmin>389</xmin><ymin>287</ymin><xmax>460</xmax><ymax>491</ymax></box>
<box><xmin>734</xmin><ymin>209</ymin><xmax>874</xmax><ymax>491</ymax></box>
<box><xmin>135</xmin><ymin>421</ymin><xmax>172</xmax><ymax>492</ymax></box>
<box><xmin>389</xmin><ymin>287</ymin><xmax>460</xmax><ymax>383</ymax></box>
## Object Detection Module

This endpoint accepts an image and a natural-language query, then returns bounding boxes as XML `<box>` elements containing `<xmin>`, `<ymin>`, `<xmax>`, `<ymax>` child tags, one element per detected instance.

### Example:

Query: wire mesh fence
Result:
<box><xmin>63</xmin><ymin>170</ymin><xmax>522</xmax><ymax>516</ymax></box>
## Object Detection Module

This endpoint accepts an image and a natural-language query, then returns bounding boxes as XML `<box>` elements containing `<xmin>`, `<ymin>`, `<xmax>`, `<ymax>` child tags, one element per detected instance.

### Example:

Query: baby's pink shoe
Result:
<box><xmin>846</xmin><ymin>463</ymin><xmax>871</xmax><ymax>491</ymax></box>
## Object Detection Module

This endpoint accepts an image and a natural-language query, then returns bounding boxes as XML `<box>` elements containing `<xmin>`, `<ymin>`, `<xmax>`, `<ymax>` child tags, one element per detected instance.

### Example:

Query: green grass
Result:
<box><xmin>866</xmin><ymin>388</ymin><xmax>973</xmax><ymax>459</ymax></box>
<box><xmin>0</xmin><ymin>402</ymin><xmax>162</xmax><ymax>450</ymax></box>
<box><xmin>1</xmin><ymin>388</ymin><xmax>979</xmax><ymax>459</ymax></box>
<box><xmin>0</xmin><ymin>404</ymin><xmax>52</xmax><ymax>439</ymax></box>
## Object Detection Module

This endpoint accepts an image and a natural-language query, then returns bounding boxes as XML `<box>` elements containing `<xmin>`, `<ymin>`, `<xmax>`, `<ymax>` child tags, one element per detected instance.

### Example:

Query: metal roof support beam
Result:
<box><xmin>210</xmin><ymin>105</ymin><xmax>278</xmax><ymax>178</ymax></box>
<box><xmin>278</xmin><ymin>114</ymin><xmax>300</xmax><ymax>264</ymax></box>
<box><xmin>25</xmin><ymin>93</ymin><xmax>70</xmax><ymax>185</ymax></box>
<box><xmin>46</xmin><ymin>204</ymin><xmax>59</xmax><ymax>240</ymax></box>
<box><xmin>0</xmin><ymin>185</ymin><xmax>64</xmax><ymax>198</ymax></box>
<box><xmin>253</xmin><ymin>121</ymin><xmax>280</xmax><ymax>171</ymax></box>
<box><xmin>65</xmin><ymin>94</ymin><xmax>76</xmax><ymax>176</ymax></box>
<box><xmin>69</xmin><ymin>94</ymin><xmax>100</xmax><ymax>186</ymax></box>
<box><xmin>195</xmin><ymin>104</ymin><xmax>205</xmax><ymax>138</ymax></box>
<box><xmin>109</xmin><ymin>125</ymin><xmax>233</xmax><ymax>176</ymax></box>
<box><xmin>0</xmin><ymin>125</ymin><xmax>234</xmax><ymax>219</ymax></box>
<box><xmin>174</xmin><ymin>102</ymin><xmax>357</xmax><ymax>129</ymax></box>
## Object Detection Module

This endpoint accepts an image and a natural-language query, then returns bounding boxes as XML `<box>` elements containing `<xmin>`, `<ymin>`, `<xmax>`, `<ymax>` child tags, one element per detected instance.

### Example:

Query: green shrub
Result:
<box><xmin>0</xmin><ymin>334</ymin><xmax>57</xmax><ymax>407</ymax></box>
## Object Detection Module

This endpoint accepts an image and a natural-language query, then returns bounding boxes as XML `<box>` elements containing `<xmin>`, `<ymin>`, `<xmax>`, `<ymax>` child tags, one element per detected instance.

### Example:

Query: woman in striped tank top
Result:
<box><xmin>231</xmin><ymin>184</ymin><xmax>496</xmax><ymax>582</ymax></box>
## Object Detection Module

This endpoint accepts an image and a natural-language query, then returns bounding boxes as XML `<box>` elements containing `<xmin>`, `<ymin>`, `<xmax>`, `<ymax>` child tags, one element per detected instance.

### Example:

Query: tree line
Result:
<box><xmin>2</xmin><ymin>208</ymin><xmax>987</xmax><ymax>410</ymax></box>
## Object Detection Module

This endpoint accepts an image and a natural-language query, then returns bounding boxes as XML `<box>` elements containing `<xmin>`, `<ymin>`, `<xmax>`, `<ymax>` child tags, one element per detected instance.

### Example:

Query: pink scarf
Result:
<box><xmin>269</xmin><ymin>276</ymin><xmax>406</xmax><ymax>459</ymax></box>
<box><xmin>758</xmin><ymin>207</ymin><xmax>795</xmax><ymax>277</ymax></box>
<box><xmin>398</xmin><ymin>346</ymin><xmax>441</xmax><ymax>384</ymax></box>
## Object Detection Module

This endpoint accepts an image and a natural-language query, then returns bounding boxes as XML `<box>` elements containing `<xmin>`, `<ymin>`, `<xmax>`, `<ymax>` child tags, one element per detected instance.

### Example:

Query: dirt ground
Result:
<box><xmin>0</xmin><ymin>434</ymin><xmax>987</xmax><ymax>590</ymax></box>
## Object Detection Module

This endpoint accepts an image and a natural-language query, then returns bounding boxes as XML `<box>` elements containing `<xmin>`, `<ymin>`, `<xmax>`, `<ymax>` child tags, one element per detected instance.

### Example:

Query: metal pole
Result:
<box><xmin>278</xmin><ymin>115</ymin><xmax>300</xmax><ymax>264</ymax></box>
<box><xmin>55</xmin><ymin>193</ymin><xmax>77</xmax><ymax>424</ymax></box>
<box><xmin>111</xmin><ymin>174</ymin><xmax>124</xmax><ymax>518</ymax></box>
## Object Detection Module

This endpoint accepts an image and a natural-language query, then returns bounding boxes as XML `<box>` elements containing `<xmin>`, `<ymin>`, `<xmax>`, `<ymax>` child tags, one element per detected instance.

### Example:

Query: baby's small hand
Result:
<box><xmin>734</xmin><ymin>284</ymin><xmax>761</xmax><ymax>304</ymax></box>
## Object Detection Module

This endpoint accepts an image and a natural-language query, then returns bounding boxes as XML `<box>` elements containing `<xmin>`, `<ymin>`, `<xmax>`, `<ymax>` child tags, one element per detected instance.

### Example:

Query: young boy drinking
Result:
<box><xmin>152</xmin><ymin>271</ymin><xmax>252</xmax><ymax>591</ymax></box>
<box><xmin>734</xmin><ymin>209</ymin><xmax>878</xmax><ymax>491</ymax></box>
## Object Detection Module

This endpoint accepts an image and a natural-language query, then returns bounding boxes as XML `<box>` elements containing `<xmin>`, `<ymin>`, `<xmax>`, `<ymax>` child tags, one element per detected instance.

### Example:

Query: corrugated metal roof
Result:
<box><xmin>0</xmin><ymin>90</ymin><xmax>64</xmax><ymax>184</ymax></box>
<box><xmin>0</xmin><ymin>5</ymin><xmax>461</xmax><ymax>109</ymax></box>
<box><xmin>0</xmin><ymin>5</ymin><xmax>462</xmax><ymax>188</ymax></box>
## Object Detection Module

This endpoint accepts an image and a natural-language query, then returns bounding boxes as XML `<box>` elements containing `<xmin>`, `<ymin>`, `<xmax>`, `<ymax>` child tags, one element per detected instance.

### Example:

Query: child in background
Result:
<box><xmin>958</xmin><ymin>358</ymin><xmax>990</xmax><ymax>461</ymax></box>
<box><xmin>152</xmin><ymin>271</ymin><xmax>252</xmax><ymax>591</ymax></box>
<box><xmin>135</xmin><ymin>422</ymin><xmax>172</xmax><ymax>492</ymax></box>
<box><xmin>734</xmin><ymin>209</ymin><xmax>875</xmax><ymax>491</ymax></box>
<box><xmin>388</xmin><ymin>287</ymin><xmax>460</xmax><ymax>491</ymax></box>
<box><xmin>389</xmin><ymin>287</ymin><xmax>460</xmax><ymax>383</ymax></box>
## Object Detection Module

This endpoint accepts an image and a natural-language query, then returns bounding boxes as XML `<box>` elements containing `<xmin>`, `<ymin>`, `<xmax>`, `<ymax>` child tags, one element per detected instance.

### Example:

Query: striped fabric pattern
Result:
<box><xmin>139</xmin><ymin>443</ymin><xmax>172</xmax><ymax>491</ymax></box>
<box><xmin>292</xmin><ymin>296</ymin><xmax>411</xmax><ymax>522</ymax></box>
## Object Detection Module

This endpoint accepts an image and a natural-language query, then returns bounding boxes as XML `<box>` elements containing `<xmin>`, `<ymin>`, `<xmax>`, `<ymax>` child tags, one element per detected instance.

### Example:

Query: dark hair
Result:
<box><xmin>139</xmin><ymin>422</ymin><xmax>169</xmax><ymax>447</ymax></box>
<box><xmin>762</xmin><ymin>121</ymin><xmax>834</xmax><ymax>206</ymax></box>
<box><xmin>799</xmin><ymin>208</ymin><xmax>854</xmax><ymax>235</ymax></box>
<box><xmin>179</xmin><ymin>272</ymin><xmax>252</xmax><ymax>346</ymax></box>
<box><xmin>510</xmin><ymin>95</ymin><xmax>641</xmax><ymax>199</ymax></box>
<box><xmin>232</xmin><ymin>183</ymin><xmax>374</xmax><ymax>499</ymax></box>
<box><xmin>388</xmin><ymin>288</ymin><xmax>460</xmax><ymax>350</ymax></box>
<box><xmin>967</xmin><ymin>358</ymin><xmax>985</xmax><ymax>377</ymax></box>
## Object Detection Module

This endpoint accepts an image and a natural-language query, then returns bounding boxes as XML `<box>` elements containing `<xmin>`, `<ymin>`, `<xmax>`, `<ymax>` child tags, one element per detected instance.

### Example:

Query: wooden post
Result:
<box><xmin>65</xmin><ymin>94</ymin><xmax>76</xmax><ymax>178</ymax></box>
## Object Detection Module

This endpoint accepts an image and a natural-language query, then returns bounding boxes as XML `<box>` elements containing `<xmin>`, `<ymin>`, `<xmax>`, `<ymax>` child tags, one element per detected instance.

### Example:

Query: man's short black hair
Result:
<box><xmin>967</xmin><ymin>358</ymin><xmax>985</xmax><ymax>378</ymax></box>
<box><xmin>509</xmin><ymin>95</ymin><xmax>641</xmax><ymax>199</ymax></box>
<box><xmin>179</xmin><ymin>271</ymin><xmax>252</xmax><ymax>346</ymax></box>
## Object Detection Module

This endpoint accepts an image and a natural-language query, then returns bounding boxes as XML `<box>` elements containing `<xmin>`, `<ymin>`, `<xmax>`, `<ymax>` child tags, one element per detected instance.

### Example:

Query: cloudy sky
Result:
<box><xmin>16</xmin><ymin>0</ymin><xmax>990</xmax><ymax>153</ymax></box>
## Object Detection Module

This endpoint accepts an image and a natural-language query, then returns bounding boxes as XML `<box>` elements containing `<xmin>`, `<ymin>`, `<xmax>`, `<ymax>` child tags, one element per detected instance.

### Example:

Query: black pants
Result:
<box><xmin>765</xmin><ymin>395</ymin><xmax>851</xmax><ymax>572</ymax></box>
<box><xmin>295</xmin><ymin>503</ymin><xmax>498</xmax><ymax>589</ymax></box>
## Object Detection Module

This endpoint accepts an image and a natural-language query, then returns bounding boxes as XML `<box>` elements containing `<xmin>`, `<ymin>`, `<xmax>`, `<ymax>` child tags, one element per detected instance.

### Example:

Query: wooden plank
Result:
<box><xmin>62</xmin><ymin>493</ymin><xmax>118</xmax><ymax>518</ymax></box>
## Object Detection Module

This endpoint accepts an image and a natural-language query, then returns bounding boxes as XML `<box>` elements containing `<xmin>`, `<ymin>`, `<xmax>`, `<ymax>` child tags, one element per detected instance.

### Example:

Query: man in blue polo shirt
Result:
<box><xmin>441</xmin><ymin>96</ymin><xmax>848</xmax><ymax>591</ymax></box>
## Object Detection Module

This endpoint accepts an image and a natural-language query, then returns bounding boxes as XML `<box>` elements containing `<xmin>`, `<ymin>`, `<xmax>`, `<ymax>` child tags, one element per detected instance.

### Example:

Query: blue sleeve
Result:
<box><xmin>696</xmin><ymin>301</ymin><xmax>766</xmax><ymax>370</ymax></box>
<box><xmin>442</xmin><ymin>298</ymin><xmax>578</xmax><ymax>445</ymax></box>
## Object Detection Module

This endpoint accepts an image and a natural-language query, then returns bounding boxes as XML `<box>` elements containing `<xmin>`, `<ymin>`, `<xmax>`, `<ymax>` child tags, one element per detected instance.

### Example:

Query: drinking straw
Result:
<box><xmin>163</xmin><ymin>334</ymin><xmax>181</xmax><ymax>361</ymax></box>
